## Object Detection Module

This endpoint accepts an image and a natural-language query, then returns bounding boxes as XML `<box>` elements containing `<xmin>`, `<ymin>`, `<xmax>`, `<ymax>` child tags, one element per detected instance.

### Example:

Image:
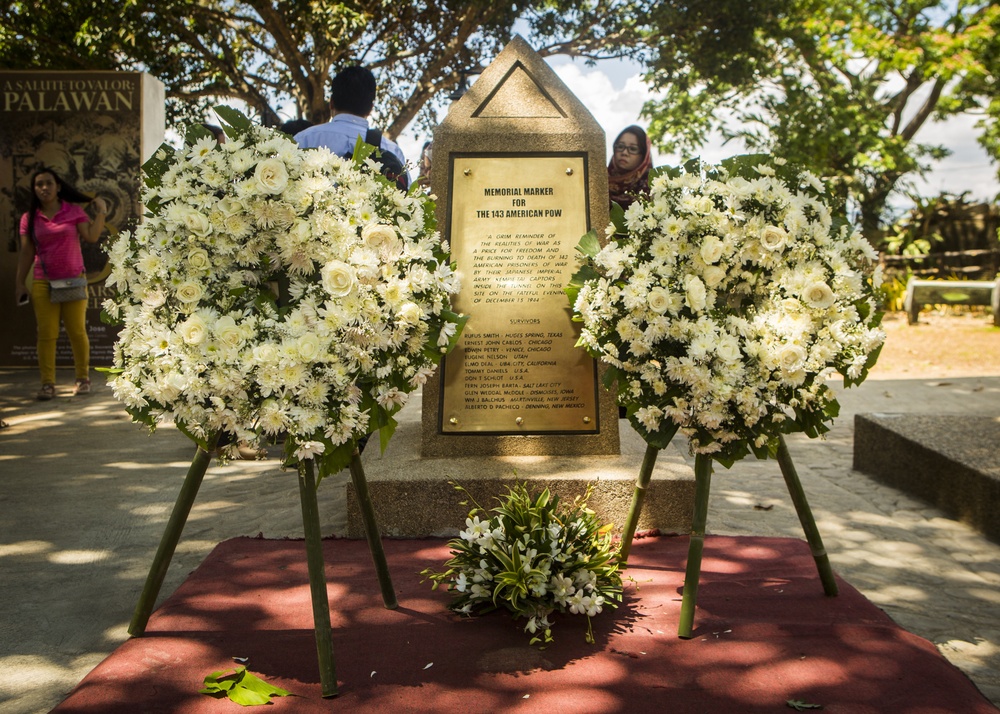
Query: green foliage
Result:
<box><xmin>642</xmin><ymin>0</ymin><xmax>1000</xmax><ymax>239</ymax></box>
<box><xmin>200</xmin><ymin>666</ymin><xmax>291</xmax><ymax>706</ymax></box>
<box><xmin>877</xmin><ymin>269</ymin><xmax>912</xmax><ymax>312</ymax></box>
<box><xmin>786</xmin><ymin>699</ymin><xmax>823</xmax><ymax>711</ymax></box>
<box><xmin>0</xmin><ymin>1</ymin><xmax>654</xmax><ymax>132</ymax></box>
<box><xmin>1</xmin><ymin>1</ymin><xmax>796</xmax><ymax>143</ymax></box>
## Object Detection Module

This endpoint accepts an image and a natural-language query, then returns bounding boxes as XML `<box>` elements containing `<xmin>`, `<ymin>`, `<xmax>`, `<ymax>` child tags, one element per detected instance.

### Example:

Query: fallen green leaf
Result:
<box><xmin>200</xmin><ymin>666</ymin><xmax>291</xmax><ymax>706</ymax></box>
<box><xmin>786</xmin><ymin>699</ymin><xmax>823</xmax><ymax>711</ymax></box>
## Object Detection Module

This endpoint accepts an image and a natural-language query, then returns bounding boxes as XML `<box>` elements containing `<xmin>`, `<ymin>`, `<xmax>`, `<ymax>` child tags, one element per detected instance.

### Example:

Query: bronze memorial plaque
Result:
<box><xmin>440</xmin><ymin>153</ymin><xmax>598</xmax><ymax>434</ymax></box>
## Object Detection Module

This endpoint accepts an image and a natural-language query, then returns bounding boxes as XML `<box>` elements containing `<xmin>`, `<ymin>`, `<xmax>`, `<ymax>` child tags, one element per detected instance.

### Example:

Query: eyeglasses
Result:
<box><xmin>613</xmin><ymin>142</ymin><xmax>641</xmax><ymax>156</ymax></box>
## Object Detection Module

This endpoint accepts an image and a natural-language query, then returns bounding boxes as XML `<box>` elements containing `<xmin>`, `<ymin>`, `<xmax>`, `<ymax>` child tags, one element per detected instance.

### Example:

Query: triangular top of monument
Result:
<box><xmin>444</xmin><ymin>35</ymin><xmax>601</xmax><ymax>131</ymax></box>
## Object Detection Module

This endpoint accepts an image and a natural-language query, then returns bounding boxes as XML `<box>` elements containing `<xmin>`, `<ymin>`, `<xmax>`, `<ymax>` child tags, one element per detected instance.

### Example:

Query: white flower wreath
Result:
<box><xmin>569</xmin><ymin>155</ymin><xmax>885</xmax><ymax>466</ymax></box>
<box><xmin>104</xmin><ymin>107</ymin><xmax>466</xmax><ymax>478</ymax></box>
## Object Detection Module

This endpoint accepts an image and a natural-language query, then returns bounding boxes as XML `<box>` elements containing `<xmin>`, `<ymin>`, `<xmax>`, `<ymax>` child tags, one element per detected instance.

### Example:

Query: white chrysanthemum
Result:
<box><xmin>187</xmin><ymin>136</ymin><xmax>217</xmax><ymax>164</ymax></box>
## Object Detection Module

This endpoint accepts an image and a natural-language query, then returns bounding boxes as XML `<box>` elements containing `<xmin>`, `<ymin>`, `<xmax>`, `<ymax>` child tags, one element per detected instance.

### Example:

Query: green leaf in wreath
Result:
<box><xmin>140</xmin><ymin>143</ymin><xmax>175</xmax><ymax>190</ymax></box>
<box><xmin>377</xmin><ymin>414</ymin><xmax>398</xmax><ymax>454</ymax></box>
<box><xmin>609</xmin><ymin>201</ymin><xmax>627</xmax><ymax>236</ymax></box>
<box><xmin>123</xmin><ymin>402</ymin><xmax>158</xmax><ymax>430</ymax></box>
<box><xmin>174</xmin><ymin>419</ymin><xmax>215</xmax><ymax>452</ymax></box>
<box><xmin>575</xmin><ymin>229</ymin><xmax>602</xmax><ymax>260</ymax></box>
<box><xmin>627</xmin><ymin>411</ymin><xmax>679</xmax><ymax>450</ymax></box>
<box><xmin>566</xmin><ymin>265</ymin><xmax>598</xmax><ymax>307</ymax></box>
<box><xmin>442</xmin><ymin>310</ymin><xmax>470</xmax><ymax>354</ymax></box>
<box><xmin>349</xmin><ymin>133</ymin><xmax>378</xmax><ymax>164</ymax></box>
<box><xmin>313</xmin><ymin>439</ymin><xmax>355</xmax><ymax>483</ymax></box>
<box><xmin>213</xmin><ymin>105</ymin><xmax>255</xmax><ymax>135</ymax></box>
<box><xmin>200</xmin><ymin>666</ymin><xmax>291</xmax><ymax>706</ymax></box>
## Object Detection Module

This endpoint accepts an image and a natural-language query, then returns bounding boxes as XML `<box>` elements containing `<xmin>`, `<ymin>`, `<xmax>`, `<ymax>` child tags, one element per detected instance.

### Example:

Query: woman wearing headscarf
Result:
<box><xmin>608</xmin><ymin>125</ymin><xmax>653</xmax><ymax>212</ymax></box>
<box><xmin>14</xmin><ymin>166</ymin><xmax>107</xmax><ymax>400</ymax></box>
<box><xmin>607</xmin><ymin>126</ymin><xmax>653</xmax><ymax>420</ymax></box>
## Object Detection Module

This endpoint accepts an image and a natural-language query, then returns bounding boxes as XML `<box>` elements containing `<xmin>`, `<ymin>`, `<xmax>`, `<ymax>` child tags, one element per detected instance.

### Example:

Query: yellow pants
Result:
<box><xmin>30</xmin><ymin>279</ymin><xmax>90</xmax><ymax>385</ymax></box>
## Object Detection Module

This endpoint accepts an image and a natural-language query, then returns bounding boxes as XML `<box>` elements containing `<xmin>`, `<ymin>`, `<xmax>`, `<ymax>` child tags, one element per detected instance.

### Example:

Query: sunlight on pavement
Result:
<box><xmin>48</xmin><ymin>549</ymin><xmax>114</xmax><ymax>565</ymax></box>
<box><xmin>0</xmin><ymin>540</ymin><xmax>53</xmax><ymax>557</ymax></box>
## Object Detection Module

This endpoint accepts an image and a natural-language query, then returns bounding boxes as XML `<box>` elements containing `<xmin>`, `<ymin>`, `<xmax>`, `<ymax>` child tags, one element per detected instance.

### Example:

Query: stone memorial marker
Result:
<box><xmin>349</xmin><ymin>37</ymin><xmax>693</xmax><ymax>538</ymax></box>
<box><xmin>421</xmin><ymin>34</ymin><xmax>620</xmax><ymax>457</ymax></box>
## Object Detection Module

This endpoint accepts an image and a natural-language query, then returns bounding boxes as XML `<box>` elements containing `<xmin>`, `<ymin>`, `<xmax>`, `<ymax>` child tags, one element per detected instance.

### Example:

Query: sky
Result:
<box><xmin>397</xmin><ymin>55</ymin><xmax>1000</xmax><ymax>210</ymax></box>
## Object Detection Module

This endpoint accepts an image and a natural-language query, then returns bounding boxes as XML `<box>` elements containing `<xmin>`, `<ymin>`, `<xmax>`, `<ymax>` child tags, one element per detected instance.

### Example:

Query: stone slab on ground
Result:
<box><xmin>853</xmin><ymin>413</ymin><xmax>1000</xmax><ymax>542</ymax></box>
<box><xmin>348</xmin><ymin>393</ymin><xmax>695</xmax><ymax>538</ymax></box>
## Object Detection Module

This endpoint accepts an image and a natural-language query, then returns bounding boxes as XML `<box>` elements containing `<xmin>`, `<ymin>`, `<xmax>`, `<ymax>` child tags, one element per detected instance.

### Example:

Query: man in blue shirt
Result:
<box><xmin>295</xmin><ymin>66</ymin><xmax>410</xmax><ymax>186</ymax></box>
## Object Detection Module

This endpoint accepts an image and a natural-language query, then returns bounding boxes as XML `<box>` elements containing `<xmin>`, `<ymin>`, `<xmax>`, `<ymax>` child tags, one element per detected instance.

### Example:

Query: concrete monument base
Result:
<box><xmin>347</xmin><ymin>390</ymin><xmax>695</xmax><ymax>538</ymax></box>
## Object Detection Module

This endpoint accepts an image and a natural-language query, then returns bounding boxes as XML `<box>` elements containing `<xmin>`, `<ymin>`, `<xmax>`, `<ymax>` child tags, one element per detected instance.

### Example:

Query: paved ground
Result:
<box><xmin>1</xmin><ymin>364</ymin><xmax>999</xmax><ymax>713</ymax></box>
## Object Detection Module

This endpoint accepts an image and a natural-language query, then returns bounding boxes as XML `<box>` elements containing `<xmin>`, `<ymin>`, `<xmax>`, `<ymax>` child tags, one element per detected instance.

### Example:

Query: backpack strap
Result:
<box><xmin>365</xmin><ymin>127</ymin><xmax>383</xmax><ymax>149</ymax></box>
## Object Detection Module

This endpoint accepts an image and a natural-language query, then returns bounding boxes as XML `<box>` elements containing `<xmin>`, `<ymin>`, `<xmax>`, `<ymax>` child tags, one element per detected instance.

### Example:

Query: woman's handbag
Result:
<box><xmin>48</xmin><ymin>275</ymin><xmax>88</xmax><ymax>303</ymax></box>
<box><xmin>27</xmin><ymin>225</ymin><xmax>88</xmax><ymax>303</ymax></box>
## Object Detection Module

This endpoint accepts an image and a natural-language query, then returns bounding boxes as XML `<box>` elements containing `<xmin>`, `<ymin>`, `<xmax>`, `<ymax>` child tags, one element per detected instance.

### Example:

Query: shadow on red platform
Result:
<box><xmin>53</xmin><ymin>535</ymin><xmax>997</xmax><ymax>713</ymax></box>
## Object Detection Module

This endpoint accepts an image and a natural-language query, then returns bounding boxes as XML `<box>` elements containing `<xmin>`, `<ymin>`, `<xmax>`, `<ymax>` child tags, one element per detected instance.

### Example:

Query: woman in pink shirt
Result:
<box><xmin>15</xmin><ymin>167</ymin><xmax>107</xmax><ymax>400</ymax></box>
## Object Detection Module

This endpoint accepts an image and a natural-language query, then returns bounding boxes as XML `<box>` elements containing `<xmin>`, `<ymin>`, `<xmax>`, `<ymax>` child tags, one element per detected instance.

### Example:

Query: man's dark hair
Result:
<box><xmin>279</xmin><ymin>118</ymin><xmax>314</xmax><ymax>136</ymax></box>
<box><xmin>330</xmin><ymin>66</ymin><xmax>377</xmax><ymax>117</ymax></box>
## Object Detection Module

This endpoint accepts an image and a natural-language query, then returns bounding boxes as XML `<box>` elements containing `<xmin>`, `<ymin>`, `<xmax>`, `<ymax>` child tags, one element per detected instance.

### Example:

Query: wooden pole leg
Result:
<box><xmin>298</xmin><ymin>458</ymin><xmax>338</xmax><ymax>698</ymax></box>
<box><xmin>678</xmin><ymin>453</ymin><xmax>713</xmax><ymax>639</ymax></box>
<box><xmin>348</xmin><ymin>450</ymin><xmax>397</xmax><ymax>609</ymax></box>
<box><xmin>619</xmin><ymin>444</ymin><xmax>660</xmax><ymax>563</ymax></box>
<box><xmin>129</xmin><ymin>438</ymin><xmax>218</xmax><ymax>636</ymax></box>
<box><xmin>776</xmin><ymin>436</ymin><xmax>838</xmax><ymax>597</ymax></box>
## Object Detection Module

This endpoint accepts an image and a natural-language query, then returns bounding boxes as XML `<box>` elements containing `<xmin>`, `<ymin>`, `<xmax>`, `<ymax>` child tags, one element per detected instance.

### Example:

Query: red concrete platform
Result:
<box><xmin>53</xmin><ymin>535</ymin><xmax>998</xmax><ymax>713</ymax></box>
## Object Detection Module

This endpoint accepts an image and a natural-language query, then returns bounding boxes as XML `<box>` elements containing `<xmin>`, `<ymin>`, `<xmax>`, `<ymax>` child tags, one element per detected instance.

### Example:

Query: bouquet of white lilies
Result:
<box><xmin>422</xmin><ymin>483</ymin><xmax>623</xmax><ymax>645</ymax></box>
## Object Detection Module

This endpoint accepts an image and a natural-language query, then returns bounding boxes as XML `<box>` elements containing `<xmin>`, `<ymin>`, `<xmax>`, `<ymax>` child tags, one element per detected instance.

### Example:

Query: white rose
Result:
<box><xmin>702</xmin><ymin>265</ymin><xmax>726</xmax><ymax>288</ymax></box>
<box><xmin>182</xmin><ymin>209</ymin><xmax>212</xmax><ymax>237</ymax></box>
<box><xmin>178</xmin><ymin>314</ymin><xmax>207</xmax><ymax>345</ymax></box>
<box><xmin>296</xmin><ymin>332</ymin><xmax>322</xmax><ymax>361</ymax></box>
<box><xmin>321</xmin><ymin>260</ymin><xmax>356</xmax><ymax>297</ymax></box>
<box><xmin>700</xmin><ymin>236</ymin><xmax>724</xmax><ymax>264</ymax></box>
<box><xmin>802</xmin><ymin>281</ymin><xmax>836</xmax><ymax>310</ymax></box>
<box><xmin>253</xmin><ymin>343</ymin><xmax>280</xmax><ymax>364</ymax></box>
<box><xmin>214</xmin><ymin>316</ymin><xmax>244</xmax><ymax>350</ymax></box>
<box><xmin>398</xmin><ymin>301</ymin><xmax>424</xmax><ymax>325</ymax></box>
<box><xmin>361</xmin><ymin>223</ymin><xmax>397</xmax><ymax>248</ymax></box>
<box><xmin>778</xmin><ymin>344</ymin><xmax>807</xmax><ymax>372</ymax></box>
<box><xmin>647</xmin><ymin>287</ymin><xmax>671</xmax><ymax>314</ymax></box>
<box><xmin>254</xmin><ymin>158</ymin><xmax>289</xmax><ymax>194</ymax></box>
<box><xmin>685</xmin><ymin>275</ymin><xmax>707</xmax><ymax>312</ymax></box>
<box><xmin>187</xmin><ymin>248</ymin><xmax>211</xmax><ymax>271</ymax></box>
<box><xmin>176</xmin><ymin>281</ymin><xmax>204</xmax><ymax>304</ymax></box>
<box><xmin>716</xmin><ymin>335</ymin><xmax>741</xmax><ymax>363</ymax></box>
<box><xmin>760</xmin><ymin>225</ymin><xmax>788</xmax><ymax>251</ymax></box>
